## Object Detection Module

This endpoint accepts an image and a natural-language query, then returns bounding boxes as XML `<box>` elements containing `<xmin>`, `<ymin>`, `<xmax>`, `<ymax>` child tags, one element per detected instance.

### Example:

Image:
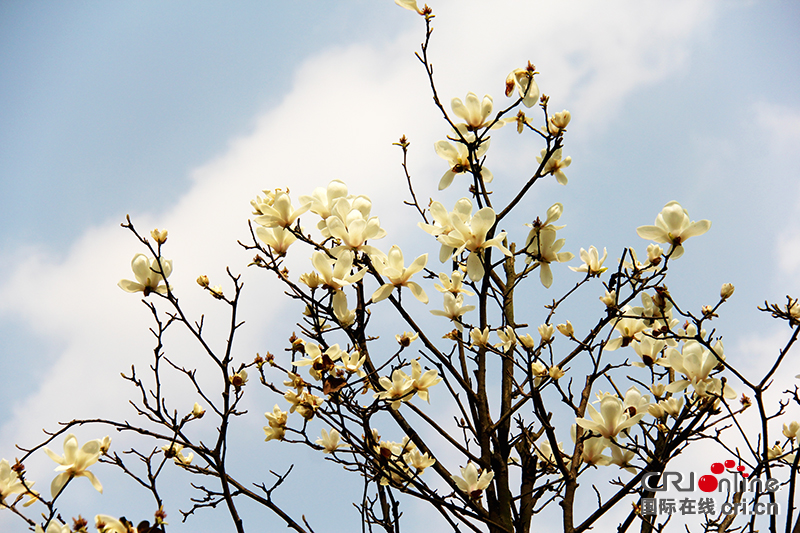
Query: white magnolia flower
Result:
<box><xmin>264</xmin><ymin>404</ymin><xmax>288</xmax><ymax>442</ymax></box>
<box><xmin>324</xmin><ymin>196</ymin><xmax>386</xmax><ymax>254</ymax></box>
<box><xmin>375</xmin><ymin>368</ymin><xmax>412</xmax><ymax>409</ymax></box>
<box><xmin>253</xmin><ymin>190</ymin><xmax>310</xmax><ymax>229</ymax></box>
<box><xmin>434</xmin><ymin>137</ymin><xmax>492</xmax><ymax>190</ymax></box>
<box><xmin>547</xmin><ymin>110</ymin><xmax>571</xmax><ymax>134</ymax></box>
<box><xmin>35</xmin><ymin>520</ymin><xmax>70</xmax><ymax>533</ymax></box>
<box><xmin>256</xmin><ymin>226</ymin><xmax>297</xmax><ymax>255</ymax></box>
<box><xmin>395</xmin><ymin>0</ymin><xmax>423</xmax><ymax>14</ymax></box>
<box><xmin>404</xmin><ymin>449</ymin><xmax>436</xmax><ymax>472</ymax></box>
<box><xmin>451</xmin><ymin>92</ymin><xmax>494</xmax><ymax>130</ymax></box>
<box><xmin>118</xmin><ymin>254</ymin><xmax>173</xmax><ymax>296</ymax></box>
<box><xmin>636</xmin><ymin>201</ymin><xmax>711</xmax><ymax>259</ymax></box>
<box><xmin>451</xmin><ymin>462</ymin><xmax>494</xmax><ymax>499</ymax></box>
<box><xmin>569</xmin><ymin>246</ymin><xmax>607</xmax><ymax>276</ymax></box>
<box><xmin>434</xmin><ymin>271</ymin><xmax>475</xmax><ymax>296</ymax></box>
<box><xmin>525</xmin><ymin>228</ymin><xmax>574</xmax><ymax>288</ymax></box>
<box><xmin>575</xmin><ymin>395</ymin><xmax>645</xmax><ymax>440</ymax></box>
<box><xmin>372</xmin><ymin>246</ymin><xmax>428</xmax><ymax>304</ymax></box>
<box><xmin>505</xmin><ymin>65</ymin><xmax>540</xmax><ymax>107</ymax></box>
<box><xmin>783</xmin><ymin>421</ymin><xmax>800</xmax><ymax>440</ymax></box>
<box><xmin>311</xmin><ymin>250</ymin><xmax>366</xmax><ymax>290</ymax></box>
<box><xmin>408</xmin><ymin>359</ymin><xmax>443</xmax><ymax>402</ymax></box>
<box><xmin>663</xmin><ymin>341</ymin><xmax>736</xmax><ymax>399</ymax></box>
<box><xmin>332</xmin><ymin>290</ymin><xmax>356</xmax><ymax>327</ymax></box>
<box><xmin>44</xmin><ymin>434</ymin><xmax>103</xmax><ymax>497</ymax></box>
<box><xmin>316</xmin><ymin>428</ymin><xmax>349</xmax><ymax>454</ymax></box>
<box><xmin>430</xmin><ymin>293</ymin><xmax>475</xmax><ymax>331</ymax></box>
<box><xmin>0</xmin><ymin>458</ymin><xmax>30</xmax><ymax>505</ymax></box>
<box><xmin>94</xmin><ymin>516</ymin><xmax>129</xmax><ymax>533</ymax></box>
<box><xmin>161</xmin><ymin>442</ymin><xmax>193</xmax><ymax>465</ymax></box>
<box><xmin>435</xmin><ymin>205</ymin><xmax>511</xmax><ymax>281</ymax></box>
<box><xmin>495</xmin><ymin>326</ymin><xmax>517</xmax><ymax>353</ymax></box>
<box><xmin>605</xmin><ymin>306</ymin><xmax>648</xmax><ymax>351</ymax></box>
<box><xmin>470</xmin><ymin>327</ymin><xmax>490</xmax><ymax>347</ymax></box>
<box><xmin>419</xmin><ymin>198</ymin><xmax>474</xmax><ymax>262</ymax></box>
<box><xmin>537</xmin><ymin>148</ymin><xmax>571</xmax><ymax>185</ymax></box>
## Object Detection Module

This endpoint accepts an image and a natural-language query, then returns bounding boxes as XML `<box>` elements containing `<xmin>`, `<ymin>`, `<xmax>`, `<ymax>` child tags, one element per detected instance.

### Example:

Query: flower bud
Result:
<box><xmin>647</xmin><ymin>243</ymin><xmax>663</xmax><ymax>264</ymax></box>
<box><xmin>783</xmin><ymin>421</ymin><xmax>799</xmax><ymax>440</ymax></box>
<box><xmin>650</xmin><ymin>383</ymin><xmax>666</xmax><ymax>397</ymax></box>
<box><xmin>531</xmin><ymin>361</ymin><xmax>547</xmax><ymax>377</ymax></box>
<box><xmin>556</xmin><ymin>321</ymin><xmax>574</xmax><ymax>338</ymax></box>
<box><xmin>538</xmin><ymin>323</ymin><xmax>554</xmax><ymax>342</ymax></box>
<box><xmin>599</xmin><ymin>290</ymin><xmax>616</xmax><ymax>308</ymax></box>
<box><xmin>519</xmin><ymin>333</ymin><xmax>536</xmax><ymax>349</ymax></box>
<box><xmin>396</xmin><ymin>331</ymin><xmax>419</xmax><ymax>347</ymax></box>
<box><xmin>192</xmin><ymin>402</ymin><xmax>206</xmax><ymax>419</ymax></box>
<box><xmin>720</xmin><ymin>283</ymin><xmax>735</xmax><ymax>300</ymax></box>
<box><xmin>647</xmin><ymin>403</ymin><xmax>665</xmax><ymax>418</ymax></box>
<box><xmin>151</xmin><ymin>228</ymin><xmax>168</xmax><ymax>244</ymax></box>
<box><xmin>549</xmin><ymin>366</ymin><xmax>565</xmax><ymax>380</ymax></box>
<box><xmin>196</xmin><ymin>275</ymin><xmax>210</xmax><ymax>288</ymax></box>
<box><xmin>100</xmin><ymin>436</ymin><xmax>112</xmax><ymax>454</ymax></box>
<box><xmin>209</xmin><ymin>285</ymin><xmax>224</xmax><ymax>299</ymax></box>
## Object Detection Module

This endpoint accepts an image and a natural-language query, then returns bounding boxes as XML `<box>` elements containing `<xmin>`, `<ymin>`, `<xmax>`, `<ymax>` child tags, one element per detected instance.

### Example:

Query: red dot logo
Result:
<box><xmin>698</xmin><ymin>475</ymin><xmax>718</xmax><ymax>492</ymax></box>
<box><xmin>710</xmin><ymin>462</ymin><xmax>724</xmax><ymax>474</ymax></box>
<box><xmin>724</xmin><ymin>459</ymin><xmax>736</xmax><ymax>469</ymax></box>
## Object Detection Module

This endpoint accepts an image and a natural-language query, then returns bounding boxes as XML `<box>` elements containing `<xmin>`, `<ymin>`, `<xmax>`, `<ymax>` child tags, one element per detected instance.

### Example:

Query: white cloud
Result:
<box><xmin>0</xmin><ymin>1</ymin><xmax>724</xmax><ymax>530</ymax></box>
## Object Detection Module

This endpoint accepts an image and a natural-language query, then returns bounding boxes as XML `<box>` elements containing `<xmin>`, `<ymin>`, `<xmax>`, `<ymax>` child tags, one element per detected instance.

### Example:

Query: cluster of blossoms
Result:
<box><xmin>368</xmin><ymin>430</ymin><xmax>435</xmax><ymax>487</ymax></box>
<box><xmin>374</xmin><ymin>359</ymin><xmax>443</xmax><ymax>409</ymax></box>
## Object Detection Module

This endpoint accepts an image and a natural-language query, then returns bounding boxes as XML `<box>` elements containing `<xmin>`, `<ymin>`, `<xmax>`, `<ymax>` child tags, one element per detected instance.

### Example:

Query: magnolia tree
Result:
<box><xmin>3</xmin><ymin>3</ymin><xmax>800</xmax><ymax>533</ymax></box>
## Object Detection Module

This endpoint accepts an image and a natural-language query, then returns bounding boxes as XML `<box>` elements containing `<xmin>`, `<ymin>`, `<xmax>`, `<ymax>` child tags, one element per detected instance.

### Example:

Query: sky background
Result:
<box><xmin>1</xmin><ymin>0</ymin><xmax>800</xmax><ymax>531</ymax></box>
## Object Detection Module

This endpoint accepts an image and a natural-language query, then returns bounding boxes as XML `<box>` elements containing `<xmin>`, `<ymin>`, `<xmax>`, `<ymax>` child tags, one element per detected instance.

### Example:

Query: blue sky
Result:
<box><xmin>1</xmin><ymin>1</ymin><xmax>800</xmax><ymax>531</ymax></box>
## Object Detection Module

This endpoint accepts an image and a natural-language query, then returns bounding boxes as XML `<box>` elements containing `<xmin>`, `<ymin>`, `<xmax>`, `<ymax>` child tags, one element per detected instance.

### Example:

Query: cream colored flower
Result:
<box><xmin>332</xmin><ymin>289</ymin><xmax>356</xmax><ymax>327</ymax></box>
<box><xmin>192</xmin><ymin>402</ymin><xmax>206</xmax><ymax>419</ymax></box>
<box><xmin>118</xmin><ymin>254</ymin><xmax>172</xmax><ymax>296</ymax></box>
<box><xmin>470</xmin><ymin>327</ymin><xmax>490</xmax><ymax>347</ymax></box>
<box><xmin>575</xmin><ymin>395</ymin><xmax>645</xmax><ymax>440</ymax></box>
<box><xmin>316</xmin><ymin>428</ymin><xmax>349</xmax><ymax>454</ymax></box>
<box><xmin>404</xmin><ymin>449</ymin><xmax>435</xmax><ymax>472</ymax></box>
<box><xmin>264</xmin><ymin>404</ymin><xmax>288</xmax><ymax>442</ymax></box>
<box><xmin>94</xmin><ymin>516</ymin><xmax>129</xmax><ymax>533</ymax></box>
<box><xmin>371</xmin><ymin>246</ymin><xmax>428</xmax><ymax>304</ymax></box>
<box><xmin>311</xmin><ymin>250</ymin><xmax>366</xmax><ymax>290</ymax></box>
<box><xmin>537</xmin><ymin>148</ymin><xmax>571</xmax><ymax>185</ymax></box>
<box><xmin>636</xmin><ymin>201</ymin><xmax>711</xmax><ymax>259</ymax></box>
<box><xmin>547</xmin><ymin>110</ymin><xmax>571</xmax><ymax>134</ymax></box>
<box><xmin>35</xmin><ymin>520</ymin><xmax>70</xmax><ymax>533</ymax></box>
<box><xmin>557</xmin><ymin>321</ymin><xmax>574</xmax><ymax>338</ymax></box>
<box><xmin>451</xmin><ymin>92</ymin><xmax>494</xmax><ymax>130</ymax></box>
<box><xmin>505</xmin><ymin>65</ymin><xmax>540</xmax><ymax>107</ymax></box>
<box><xmin>569</xmin><ymin>246</ymin><xmax>607</xmax><ymax>276</ymax></box>
<box><xmin>253</xmin><ymin>190</ymin><xmax>310</xmax><ymax>229</ymax></box>
<box><xmin>256</xmin><ymin>226</ymin><xmax>297</xmax><ymax>255</ymax></box>
<box><xmin>0</xmin><ymin>458</ymin><xmax>30</xmax><ymax>505</ymax></box>
<box><xmin>430</xmin><ymin>293</ymin><xmax>475</xmax><ymax>331</ymax></box>
<box><xmin>161</xmin><ymin>442</ymin><xmax>193</xmax><ymax>465</ymax></box>
<box><xmin>395</xmin><ymin>0</ymin><xmax>423</xmax><ymax>14</ymax></box>
<box><xmin>495</xmin><ymin>326</ymin><xmax>517</xmax><ymax>353</ymax></box>
<box><xmin>44</xmin><ymin>434</ymin><xmax>103</xmax><ymax>497</ymax></box>
<box><xmin>433</xmin><ymin>137</ymin><xmax>492</xmax><ymax>190</ymax></box>
<box><xmin>434</xmin><ymin>271</ymin><xmax>475</xmax><ymax>296</ymax></box>
<box><xmin>409</xmin><ymin>359</ymin><xmax>443</xmax><ymax>402</ymax></box>
<box><xmin>452</xmin><ymin>462</ymin><xmax>494</xmax><ymax>499</ymax></box>
<box><xmin>524</xmin><ymin>228</ymin><xmax>573</xmax><ymax>288</ymax></box>
<box><xmin>435</xmin><ymin>205</ymin><xmax>511</xmax><ymax>281</ymax></box>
